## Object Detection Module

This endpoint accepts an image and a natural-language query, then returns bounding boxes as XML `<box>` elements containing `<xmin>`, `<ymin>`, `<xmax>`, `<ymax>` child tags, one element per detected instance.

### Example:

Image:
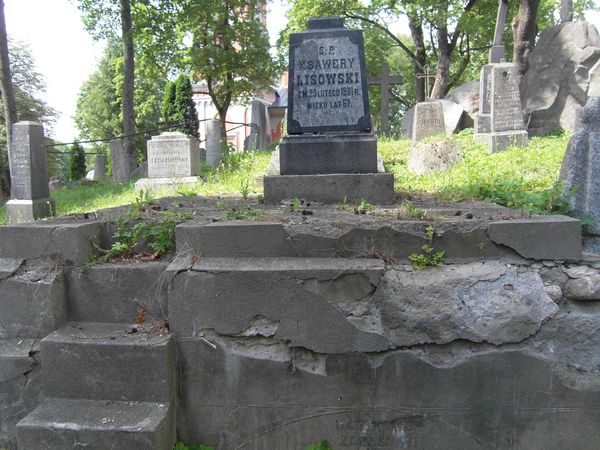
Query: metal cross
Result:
<box><xmin>416</xmin><ymin>66</ymin><xmax>436</xmax><ymax>101</ymax></box>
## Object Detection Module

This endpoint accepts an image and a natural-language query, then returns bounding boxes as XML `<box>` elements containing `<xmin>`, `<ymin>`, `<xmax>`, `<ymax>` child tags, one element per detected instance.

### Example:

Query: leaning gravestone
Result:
<box><xmin>560</xmin><ymin>96</ymin><xmax>600</xmax><ymax>249</ymax></box>
<box><xmin>264</xmin><ymin>16</ymin><xmax>394</xmax><ymax>204</ymax></box>
<box><xmin>474</xmin><ymin>0</ymin><xmax>528</xmax><ymax>152</ymax></box>
<box><xmin>134</xmin><ymin>132</ymin><xmax>201</xmax><ymax>192</ymax></box>
<box><xmin>6</xmin><ymin>121</ymin><xmax>55</xmax><ymax>224</ymax></box>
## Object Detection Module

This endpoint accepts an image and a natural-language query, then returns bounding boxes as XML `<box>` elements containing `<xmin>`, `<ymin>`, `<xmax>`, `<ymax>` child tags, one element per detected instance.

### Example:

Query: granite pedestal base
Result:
<box><xmin>475</xmin><ymin>130</ymin><xmax>528</xmax><ymax>153</ymax></box>
<box><xmin>280</xmin><ymin>133</ymin><xmax>377</xmax><ymax>175</ymax></box>
<box><xmin>134</xmin><ymin>177</ymin><xmax>201</xmax><ymax>192</ymax></box>
<box><xmin>264</xmin><ymin>173</ymin><xmax>394</xmax><ymax>205</ymax></box>
<box><xmin>6</xmin><ymin>198</ymin><xmax>55</xmax><ymax>224</ymax></box>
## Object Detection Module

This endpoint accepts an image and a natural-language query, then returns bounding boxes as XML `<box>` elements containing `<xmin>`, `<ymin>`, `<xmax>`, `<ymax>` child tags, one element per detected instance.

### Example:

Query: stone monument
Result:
<box><xmin>5</xmin><ymin>121</ymin><xmax>55</xmax><ymax>224</ymax></box>
<box><xmin>264</xmin><ymin>16</ymin><xmax>394</xmax><ymax>204</ymax></box>
<box><xmin>109</xmin><ymin>138</ymin><xmax>136</xmax><ymax>183</ymax></box>
<box><xmin>560</xmin><ymin>96</ymin><xmax>600</xmax><ymax>249</ymax></box>
<box><xmin>92</xmin><ymin>154</ymin><xmax>107</xmax><ymax>181</ymax></box>
<box><xmin>205</xmin><ymin>120</ymin><xmax>222</xmax><ymax>167</ymax></box>
<box><xmin>474</xmin><ymin>0</ymin><xmax>528</xmax><ymax>152</ymax></box>
<box><xmin>134</xmin><ymin>132</ymin><xmax>201</xmax><ymax>192</ymax></box>
<box><xmin>408</xmin><ymin>101</ymin><xmax>461</xmax><ymax>174</ymax></box>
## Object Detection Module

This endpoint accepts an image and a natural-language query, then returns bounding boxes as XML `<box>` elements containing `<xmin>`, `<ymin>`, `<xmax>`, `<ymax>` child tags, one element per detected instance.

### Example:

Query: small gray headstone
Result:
<box><xmin>412</xmin><ymin>101</ymin><xmax>446</xmax><ymax>143</ymax></box>
<box><xmin>93</xmin><ymin>154</ymin><xmax>107</xmax><ymax>181</ymax></box>
<box><xmin>560</xmin><ymin>96</ymin><xmax>600</xmax><ymax>235</ymax></box>
<box><xmin>287</xmin><ymin>17</ymin><xmax>371</xmax><ymax>133</ymax></box>
<box><xmin>408</xmin><ymin>140</ymin><xmax>462</xmax><ymax>174</ymax></box>
<box><xmin>147</xmin><ymin>132</ymin><xmax>200</xmax><ymax>178</ymax></box>
<box><xmin>205</xmin><ymin>120</ymin><xmax>222</xmax><ymax>167</ymax></box>
<box><xmin>110</xmin><ymin>139</ymin><xmax>136</xmax><ymax>183</ymax></box>
<box><xmin>6</xmin><ymin>121</ymin><xmax>54</xmax><ymax>224</ymax></box>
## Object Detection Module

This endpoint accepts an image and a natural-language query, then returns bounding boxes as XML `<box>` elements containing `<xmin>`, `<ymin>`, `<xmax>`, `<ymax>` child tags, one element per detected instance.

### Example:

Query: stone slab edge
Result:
<box><xmin>264</xmin><ymin>173</ymin><xmax>394</xmax><ymax>205</ymax></box>
<box><xmin>487</xmin><ymin>216</ymin><xmax>582</xmax><ymax>260</ymax></box>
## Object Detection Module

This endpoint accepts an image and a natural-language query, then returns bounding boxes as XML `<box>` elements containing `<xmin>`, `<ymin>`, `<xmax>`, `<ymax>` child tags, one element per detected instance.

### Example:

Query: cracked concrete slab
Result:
<box><xmin>488</xmin><ymin>216</ymin><xmax>582</xmax><ymax>260</ymax></box>
<box><xmin>374</xmin><ymin>262</ymin><xmax>559</xmax><ymax>346</ymax></box>
<box><xmin>0</xmin><ymin>263</ymin><xmax>66</xmax><ymax>339</ymax></box>
<box><xmin>168</xmin><ymin>257</ymin><xmax>388</xmax><ymax>353</ymax></box>
<box><xmin>0</xmin><ymin>338</ymin><xmax>41</xmax><ymax>448</ymax></box>
<box><xmin>176</xmin><ymin>336</ymin><xmax>600</xmax><ymax>449</ymax></box>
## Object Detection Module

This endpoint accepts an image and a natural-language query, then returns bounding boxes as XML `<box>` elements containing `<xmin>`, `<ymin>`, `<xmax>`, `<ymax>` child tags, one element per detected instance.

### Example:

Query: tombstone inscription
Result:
<box><xmin>288</xmin><ymin>16</ymin><xmax>371</xmax><ymax>134</ymax></box>
<box><xmin>134</xmin><ymin>131</ymin><xmax>201</xmax><ymax>192</ymax></box>
<box><xmin>474</xmin><ymin>0</ymin><xmax>527</xmax><ymax>152</ymax></box>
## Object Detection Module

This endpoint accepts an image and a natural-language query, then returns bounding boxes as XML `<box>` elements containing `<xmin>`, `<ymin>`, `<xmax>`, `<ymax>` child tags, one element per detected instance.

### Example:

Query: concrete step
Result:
<box><xmin>0</xmin><ymin>258</ymin><xmax>66</xmax><ymax>339</ymax></box>
<box><xmin>41</xmin><ymin>322</ymin><xmax>175</xmax><ymax>403</ymax></box>
<box><xmin>17</xmin><ymin>398</ymin><xmax>174</xmax><ymax>450</ymax></box>
<box><xmin>0</xmin><ymin>221</ymin><xmax>104</xmax><ymax>265</ymax></box>
<box><xmin>175</xmin><ymin>215</ymin><xmax>582</xmax><ymax>262</ymax></box>
<box><xmin>65</xmin><ymin>261</ymin><xmax>170</xmax><ymax>323</ymax></box>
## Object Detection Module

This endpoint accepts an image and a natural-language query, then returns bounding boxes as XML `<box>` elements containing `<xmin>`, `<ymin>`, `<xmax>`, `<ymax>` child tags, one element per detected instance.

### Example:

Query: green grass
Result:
<box><xmin>379</xmin><ymin>129</ymin><xmax>570</xmax><ymax>214</ymax></box>
<box><xmin>0</xmin><ymin>132</ymin><xmax>572</xmax><ymax>224</ymax></box>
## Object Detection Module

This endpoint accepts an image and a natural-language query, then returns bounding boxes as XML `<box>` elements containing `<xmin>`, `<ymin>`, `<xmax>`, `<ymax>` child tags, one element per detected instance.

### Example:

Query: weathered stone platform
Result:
<box><xmin>2</xmin><ymin>196</ymin><xmax>599</xmax><ymax>449</ymax></box>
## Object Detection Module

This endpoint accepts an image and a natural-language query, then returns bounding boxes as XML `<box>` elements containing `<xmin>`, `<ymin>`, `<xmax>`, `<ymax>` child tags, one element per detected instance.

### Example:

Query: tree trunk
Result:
<box><xmin>120</xmin><ymin>0</ymin><xmax>136</xmax><ymax>170</ymax></box>
<box><xmin>430</xmin><ymin>23</ymin><xmax>451</xmax><ymax>100</ymax></box>
<box><xmin>512</xmin><ymin>0</ymin><xmax>540</xmax><ymax>78</ymax></box>
<box><xmin>408</xmin><ymin>17</ymin><xmax>427</xmax><ymax>102</ymax></box>
<box><xmin>0</xmin><ymin>0</ymin><xmax>16</xmax><ymax>200</ymax></box>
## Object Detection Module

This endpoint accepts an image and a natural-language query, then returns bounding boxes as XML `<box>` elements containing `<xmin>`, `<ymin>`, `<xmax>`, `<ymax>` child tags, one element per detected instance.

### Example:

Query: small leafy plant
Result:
<box><xmin>290</xmin><ymin>197</ymin><xmax>301</xmax><ymax>212</ymax></box>
<box><xmin>400</xmin><ymin>200</ymin><xmax>426</xmax><ymax>219</ymax></box>
<box><xmin>101</xmin><ymin>216</ymin><xmax>179</xmax><ymax>262</ymax></box>
<box><xmin>217</xmin><ymin>201</ymin><xmax>262</xmax><ymax>221</ymax></box>
<box><xmin>240</xmin><ymin>177</ymin><xmax>251</xmax><ymax>200</ymax></box>
<box><xmin>354</xmin><ymin>199</ymin><xmax>374</xmax><ymax>214</ymax></box>
<box><xmin>409</xmin><ymin>225</ymin><xmax>445</xmax><ymax>269</ymax></box>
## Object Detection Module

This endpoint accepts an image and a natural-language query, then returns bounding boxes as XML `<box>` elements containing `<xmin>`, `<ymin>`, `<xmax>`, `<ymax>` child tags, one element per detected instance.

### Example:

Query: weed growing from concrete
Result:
<box><xmin>216</xmin><ymin>201</ymin><xmax>263</xmax><ymax>221</ymax></box>
<box><xmin>409</xmin><ymin>225</ymin><xmax>445</xmax><ymax>269</ymax></box>
<box><xmin>290</xmin><ymin>197</ymin><xmax>301</xmax><ymax>212</ymax></box>
<box><xmin>400</xmin><ymin>200</ymin><xmax>426</xmax><ymax>219</ymax></box>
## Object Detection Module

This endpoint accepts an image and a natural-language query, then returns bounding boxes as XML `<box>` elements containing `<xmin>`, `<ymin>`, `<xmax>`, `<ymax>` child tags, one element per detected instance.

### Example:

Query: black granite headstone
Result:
<box><xmin>287</xmin><ymin>17</ymin><xmax>371</xmax><ymax>134</ymax></box>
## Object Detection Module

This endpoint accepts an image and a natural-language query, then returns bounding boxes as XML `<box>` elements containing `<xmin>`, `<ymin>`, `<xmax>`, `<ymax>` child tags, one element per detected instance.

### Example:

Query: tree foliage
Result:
<box><xmin>173</xmin><ymin>74</ymin><xmax>198</xmax><ymax>138</ymax></box>
<box><xmin>162</xmin><ymin>80</ymin><xmax>176</xmax><ymax>123</ymax></box>
<box><xmin>75</xmin><ymin>39</ymin><xmax>163</xmax><ymax>163</ymax></box>
<box><xmin>180</xmin><ymin>0</ymin><xmax>278</xmax><ymax>135</ymax></box>
<box><xmin>282</xmin><ymin>0</ymin><xmax>593</xmax><ymax>129</ymax></box>
<box><xmin>0</xmin><ymin>39</ymin><xmax>58</xmax><ymax>197</ymax></box>
<box><xmin>69</xmin><ymin>143</ymin><xmax>87</xmax><ymax>181</ymax></box>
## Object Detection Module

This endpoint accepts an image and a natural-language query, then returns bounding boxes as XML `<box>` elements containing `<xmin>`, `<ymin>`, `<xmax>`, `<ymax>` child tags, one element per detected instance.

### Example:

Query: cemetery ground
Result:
<box><xmin>2</xmin><ymin>129</ymin><xmax>589</xmax><ymax>450</ymax></box>
<box><xmin>0</xmin><ymin>130</ymin><xmax>571</xmax><ymax>226</ymax></box>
